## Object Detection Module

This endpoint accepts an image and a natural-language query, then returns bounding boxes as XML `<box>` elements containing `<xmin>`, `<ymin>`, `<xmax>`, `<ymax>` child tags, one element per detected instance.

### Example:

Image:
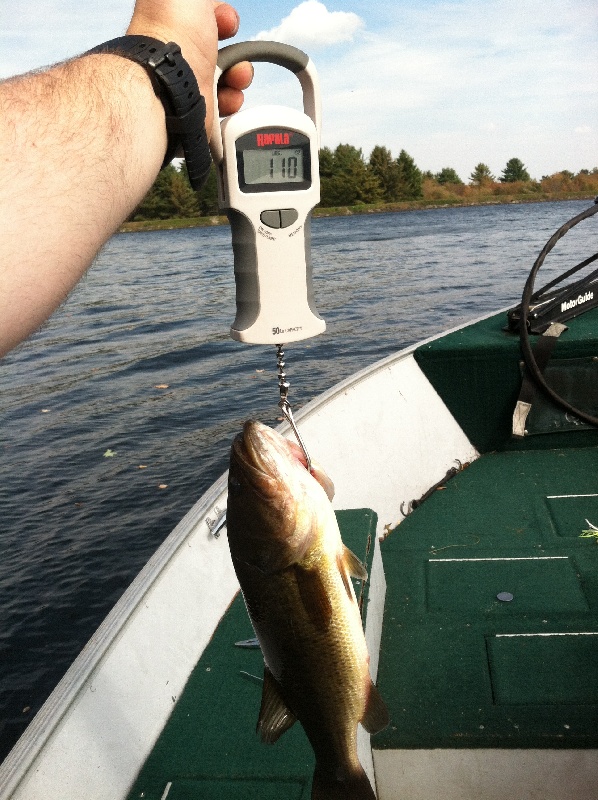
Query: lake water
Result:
<box><xmin>0</xmin><ymin>199</ymin><xmax>596</xmax><ymax>760</ymax></box>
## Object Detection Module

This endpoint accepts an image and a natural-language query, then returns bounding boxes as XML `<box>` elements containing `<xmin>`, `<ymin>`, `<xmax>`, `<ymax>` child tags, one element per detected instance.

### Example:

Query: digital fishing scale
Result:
<box><xmin>210</xmin><ymin>42</ymin><xmax>327</xmax><ymax>469</ymax></box>
<box><xmin>210</xmin><ymin>41</ymin><xmax>326</xmax><ymax>346</ymax></box>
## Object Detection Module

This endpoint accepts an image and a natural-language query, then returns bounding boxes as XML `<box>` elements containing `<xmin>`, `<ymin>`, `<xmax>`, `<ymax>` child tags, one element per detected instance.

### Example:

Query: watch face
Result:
<box><xmin>235</xmin><ymin>128</ymin><xmax>312</xmax><ymax>193</ymax></box>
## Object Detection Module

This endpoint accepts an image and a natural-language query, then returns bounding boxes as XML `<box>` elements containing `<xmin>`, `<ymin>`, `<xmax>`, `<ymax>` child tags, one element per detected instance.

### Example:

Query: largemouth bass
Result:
<box><xmin>227</xmin><ymin>420</ymin><xmax>388</xmax><ymax>800</ymax></box>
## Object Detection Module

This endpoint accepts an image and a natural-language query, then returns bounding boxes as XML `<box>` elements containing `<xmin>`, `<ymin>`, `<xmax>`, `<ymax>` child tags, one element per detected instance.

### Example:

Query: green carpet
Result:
<box><xmin>376</xmin><ymin>446</ymin><xmax>598</xmax><ymax>749</ymax></box>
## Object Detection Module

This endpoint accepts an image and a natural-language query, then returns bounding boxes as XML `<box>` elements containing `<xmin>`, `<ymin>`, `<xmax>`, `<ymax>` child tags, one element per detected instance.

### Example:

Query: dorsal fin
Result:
<box><xmin>257</xmin><ymin>666</ymin><xmax>297</xmax><ymax>744</ymax></box>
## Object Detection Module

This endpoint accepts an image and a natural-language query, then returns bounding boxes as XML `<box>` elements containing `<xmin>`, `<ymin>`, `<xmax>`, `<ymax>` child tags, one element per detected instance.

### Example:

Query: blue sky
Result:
<box><xmin>2</xmin><ymin>0</ymin><xmax>596</xmax><ymax>180</ymax></box>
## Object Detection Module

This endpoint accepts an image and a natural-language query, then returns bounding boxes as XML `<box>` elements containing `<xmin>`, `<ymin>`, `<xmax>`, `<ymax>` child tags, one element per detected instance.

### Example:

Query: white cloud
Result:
<box><xmin>253</xmin><ymin>0</ymin><xmax>363</xmax><ymax>49</ymax></box>
<box><xmin>310</xmin><ymin>0</ymin><xmax>598</xmax><ymax>177</ymax></box>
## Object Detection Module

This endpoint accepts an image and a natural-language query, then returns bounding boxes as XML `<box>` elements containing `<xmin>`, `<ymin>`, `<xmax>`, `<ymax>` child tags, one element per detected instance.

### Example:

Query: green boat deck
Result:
<box><xmin>378</xmin><ymin>446</ymin><xmax>598</xmax><ymax>750</ymax></box>
<box><xmin>127</xmin><ymin>310</ymin><xmax>598</xmax><ymax>798</ymax></box>
<box><xmin>378</xmin><ymin>309</ymin><xmax>598</xmax><ymax>750</ymax></box>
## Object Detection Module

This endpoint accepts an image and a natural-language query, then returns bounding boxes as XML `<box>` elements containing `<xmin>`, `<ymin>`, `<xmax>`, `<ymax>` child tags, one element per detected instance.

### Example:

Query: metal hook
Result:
<box><xmin>279</xmin><ymin>399</ymin><xmax>312</xmax><ymax>474</ymax></box>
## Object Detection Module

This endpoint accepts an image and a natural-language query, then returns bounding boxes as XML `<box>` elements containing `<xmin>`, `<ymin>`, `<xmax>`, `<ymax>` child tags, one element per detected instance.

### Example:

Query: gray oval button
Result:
<box><xmin>497</xmin><ymin>592</ymin><xmax>514</xmax><ymax>602</ymax></box>
<box><xmin>280</xmin><ymin>209</ymin><xmax>299</xmax><ymax>228</ymax></box>
<box><xmin>260</xmin><ymin>210</ymin><xmax>281</xmax><ymax>228</ymax></box>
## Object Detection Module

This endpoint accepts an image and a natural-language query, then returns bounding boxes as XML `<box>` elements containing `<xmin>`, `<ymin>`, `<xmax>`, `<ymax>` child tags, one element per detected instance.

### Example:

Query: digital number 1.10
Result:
<box><xmin>242</xmin><ymin>146</ymin><xmax>305</xmax><ymax>185</ymax></box>
<box><xmin>270</xmin><ymin>155</ymin><xmax>298</xmax><ymax>179</ymax></box>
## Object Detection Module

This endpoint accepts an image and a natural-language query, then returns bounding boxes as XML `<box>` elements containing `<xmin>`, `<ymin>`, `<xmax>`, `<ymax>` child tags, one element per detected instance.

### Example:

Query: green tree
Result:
<box><xmin>368</xmin><ymin>145</ymin><xmax>402</xmax><ymax>202</ymax></box>
<box><xmin>469</xmin><ymin>163</ymin><xmax>495</xmax><ymax>186</ymax></box>
<box><xmin>134</xmin><ymin>163</ymin><xmax>199</xmax><ymax>220</ymax></box>
<box><xmin>500</xmin><ymin>158</ymin><xmax>530</xmax><ymax>183</ymax></box>
<box><xmin>435</xmin><ymin>167</ymin><xmax>463</xmax><ymax>185</ymax></box>
<box><xmin>133</xmin><ymin>165</ymin><xmax>178</xmax><ymax>220</ymax></box>
<box><xmin>319</xmin><ymin>144</ymin><xmax>382</xmax><ymax>207</ymax></box>
<box><xmin>170</xmin><ymin>169</ymin><xmax>200</xmax><ymax>217</ymax></box>
<box><xmin>395</xmin><ymin>149</ymin><xmax>423</xmax><ymax>199</ymax></box>
<box><xmin>318</xmin><ymin>146</ymin><xmax>335</xmax><ymax>179</ymax></box>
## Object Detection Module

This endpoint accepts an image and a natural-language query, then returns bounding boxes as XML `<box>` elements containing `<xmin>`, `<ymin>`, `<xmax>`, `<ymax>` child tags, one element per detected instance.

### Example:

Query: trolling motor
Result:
<box><xmin>509</xmin><ymin>199</ymin><xmax>598</xmax><ymax>434</ymax></box>
<box><xmin>210</xmin><ymin>42</ymin><xmax>327</xmax><ymax>468</ymax></box>
<box><xmin>507</xmin><ymin>200</ymin><xmax>598</xmax><ymax>335</ymax></box>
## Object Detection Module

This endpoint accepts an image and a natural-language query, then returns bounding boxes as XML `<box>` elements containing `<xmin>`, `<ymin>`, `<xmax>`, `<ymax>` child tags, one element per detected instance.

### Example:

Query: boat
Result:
<box><xmin>0</xmin><ymin>203</ymin><xmax>597</xmax><ymax>799</ymax></box>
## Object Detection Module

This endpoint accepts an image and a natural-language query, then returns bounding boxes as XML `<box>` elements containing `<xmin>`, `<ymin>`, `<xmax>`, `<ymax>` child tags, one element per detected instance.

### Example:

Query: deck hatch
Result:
<box><xmin>487</xmin><ymin>632</ymin><xmax>598</xmax><ymax>704</ymax></box>
<box><xmin>426</xmin><ymin>556</ymin><xmax>589</xmax><ymax>613</ymax></box>
<box><xmin>546</xmin><ymin>494</ymin><xmax>598</xmax><ymax>539</ymax></box>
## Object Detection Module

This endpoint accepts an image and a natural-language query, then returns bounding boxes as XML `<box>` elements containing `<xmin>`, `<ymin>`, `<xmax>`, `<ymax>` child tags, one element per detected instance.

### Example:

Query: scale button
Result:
<box><xmin>279</xmin><ymin>209</ymin><xmax>299</xmax><ymax>228</ymax></box>
<box><xmin>260</xmin><ymin>210</ymin><xmax>281</xmax><ymax>228</ymax></box>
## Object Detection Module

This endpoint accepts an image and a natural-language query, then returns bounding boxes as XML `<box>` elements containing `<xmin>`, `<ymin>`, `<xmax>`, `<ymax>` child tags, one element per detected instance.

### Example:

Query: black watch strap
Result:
<box><xmin>86</xmin><ymin>36</ymin><xmax>212</xmax><ymax>190</ymax></box>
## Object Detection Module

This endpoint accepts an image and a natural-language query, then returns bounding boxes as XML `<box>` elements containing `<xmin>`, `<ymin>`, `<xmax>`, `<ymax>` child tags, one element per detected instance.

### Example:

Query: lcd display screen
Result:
<box><xmin>243</xmin><ymin>148</ymin><xmax>305</xmax><ymax>185</ymax></box>
<box><xmin>235</xmin><ymin>129</ymin><xmax>312</xmax><ymax>193</ymax></box>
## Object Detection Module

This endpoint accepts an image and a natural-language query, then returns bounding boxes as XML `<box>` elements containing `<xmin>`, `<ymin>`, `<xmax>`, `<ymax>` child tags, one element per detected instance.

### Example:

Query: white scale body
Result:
<box><xmin>211</xmin><ymin>42</ymin><xmax>326</xmax><ymax>345</ymax></box>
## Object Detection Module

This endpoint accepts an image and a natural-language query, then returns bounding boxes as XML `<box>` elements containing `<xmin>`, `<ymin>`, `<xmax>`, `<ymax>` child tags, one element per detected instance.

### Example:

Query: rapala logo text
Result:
<box><xmin>256</xmin><ymin>133</ymin><xmax>291</xmax><ymax>147</ymax></box>
<box><xmin>561</xmin><ymin>291</ymin><xmax>594</xmax><ymax>313</ymax></box>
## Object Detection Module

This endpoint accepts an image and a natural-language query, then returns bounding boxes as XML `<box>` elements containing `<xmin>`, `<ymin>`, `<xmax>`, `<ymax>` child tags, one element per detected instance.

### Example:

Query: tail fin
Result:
<box><xmin>311</xmin><ymin>764</ymin><xmax>377</xmax><ymax>800</ymax></box>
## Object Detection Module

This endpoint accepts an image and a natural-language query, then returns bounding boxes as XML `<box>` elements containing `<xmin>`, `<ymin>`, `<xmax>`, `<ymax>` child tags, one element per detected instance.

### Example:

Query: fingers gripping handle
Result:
<box><xmin>210</xmin><ymin>41</ymin><xmax>322</xmax><ymax>162</ymax></box>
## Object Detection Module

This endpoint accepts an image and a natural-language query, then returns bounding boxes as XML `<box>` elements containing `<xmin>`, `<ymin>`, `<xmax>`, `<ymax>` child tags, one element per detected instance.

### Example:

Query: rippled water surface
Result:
<box><xmin>1</xmin><ymin>200</ymin><xmax>595</xmax><ymax>758</ymax></box>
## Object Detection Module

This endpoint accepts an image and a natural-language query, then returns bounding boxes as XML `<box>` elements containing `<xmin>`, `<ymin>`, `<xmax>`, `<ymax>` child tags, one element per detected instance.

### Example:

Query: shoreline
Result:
<box><xmin>118</xmin><ymin>192</ymin><xmax>596</xmax><ymax>234</ymax></box>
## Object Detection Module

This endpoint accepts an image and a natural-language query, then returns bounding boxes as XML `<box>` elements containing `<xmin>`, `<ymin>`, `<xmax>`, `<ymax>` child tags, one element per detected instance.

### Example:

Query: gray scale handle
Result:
<box><xmin>210</xmin><ymin>41</ymin><xmax>321</xmax><ymax>164</ymax></box>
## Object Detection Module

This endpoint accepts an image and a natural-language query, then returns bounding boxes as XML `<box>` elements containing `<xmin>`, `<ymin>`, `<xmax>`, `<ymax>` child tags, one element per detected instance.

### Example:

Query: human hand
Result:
<box><xmin>126</xmin><ymin>0</ymin><xmax>252</xmax><ymax>135</ymax></box>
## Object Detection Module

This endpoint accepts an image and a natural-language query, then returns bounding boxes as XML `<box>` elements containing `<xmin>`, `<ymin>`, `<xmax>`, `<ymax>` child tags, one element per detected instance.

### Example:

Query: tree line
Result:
<box><xmin>131</xmin><ymin>146</ymin><xmax>598</xmax><ymax>222</ymax></box>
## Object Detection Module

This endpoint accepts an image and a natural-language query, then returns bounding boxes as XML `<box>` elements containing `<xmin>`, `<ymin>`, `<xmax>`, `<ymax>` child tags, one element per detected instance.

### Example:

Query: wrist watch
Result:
<box><xmin>86</xmin><ymin>35</ymin><xmax>212</xmax><ymax>190</ymax></box>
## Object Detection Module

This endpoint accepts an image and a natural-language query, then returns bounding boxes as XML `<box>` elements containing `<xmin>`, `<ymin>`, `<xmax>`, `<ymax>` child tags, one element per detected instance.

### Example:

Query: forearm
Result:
<box><xmin>0</xmin><ymin>0</ymin><xmax>249</xmax><ymax>358</ymax></box>
<box><xmin>0</xmin><ymin>55</ymin><xmax>166</xmax><ymax>356</ymax></box>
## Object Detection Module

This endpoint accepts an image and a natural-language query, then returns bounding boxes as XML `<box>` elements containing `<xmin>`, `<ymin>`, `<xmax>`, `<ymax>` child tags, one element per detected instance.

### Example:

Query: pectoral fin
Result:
<box><xmin>342</xmin><ymin>546</ymin><xmax>368</xmax><ymax>581</ymax></box>
<box><xmin>361</xmin><ymin>680</ymin><xmax>390</xmax><ymax>735</ymax></box>
<box><xmin>337</xmin><ymin>546</ymin><xmax>368</xmax><ymax>600</ymax></box>
<box><xmin>257</xmin><ymin>667</ymin><xmax>297</xmax><ymax>744</ymax></box>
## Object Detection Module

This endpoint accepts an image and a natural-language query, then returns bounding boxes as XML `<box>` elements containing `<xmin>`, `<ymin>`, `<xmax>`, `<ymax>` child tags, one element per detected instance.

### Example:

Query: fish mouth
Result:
<box><xmin>232</xmin><ymin>420</ymin><xmax>309</xmax><ymax>488</ymax></box>
<box><xmin>232</xmin><ymin>420</ymin><xmax>333</xmax><ymax>500</ymax></box>
<box><xmin>229</xmin><ymin>421</ymin><xmax>290</xmax><ymax>498</ymax></box>
<box><xmin>237</xmin><ymin>420</ymin><xmax>303</xmax><ymax>472</ymax></box>
<box><xmin>231</xmin><ymin>432</ymin><xmax>265</xmax><ymax>478</ymax></box>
